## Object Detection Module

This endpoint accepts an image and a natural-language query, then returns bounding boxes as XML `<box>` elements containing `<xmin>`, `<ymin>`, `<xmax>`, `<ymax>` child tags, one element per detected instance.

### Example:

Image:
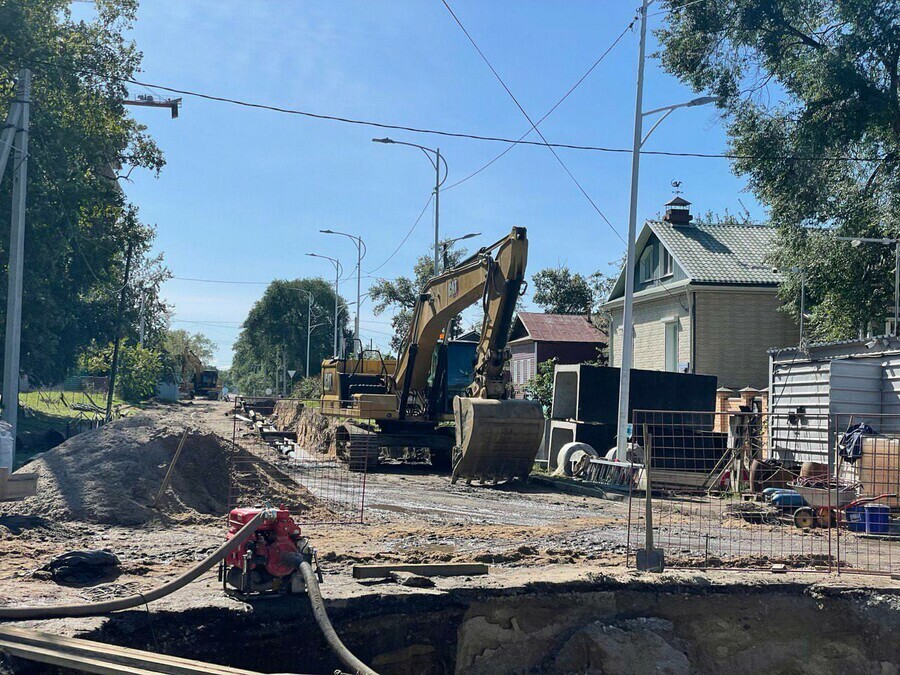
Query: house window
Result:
<box><xmin>665</xmin><ymin>322</ymin><xmax>679</xmax><ymax>372</ymax></box>
<box><xmin>639</xmin><ymin>246</ymin><xmax>655</xmax><ymax>282</ymax></box>
<box><xmin>661</xmin><ymin>248</ymin><xmax>674</xmax><ymax>277</ymax></box>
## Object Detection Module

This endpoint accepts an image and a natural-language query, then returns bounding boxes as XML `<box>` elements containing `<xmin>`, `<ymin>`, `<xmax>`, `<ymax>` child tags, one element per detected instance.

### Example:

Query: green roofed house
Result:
<box><xmin>601</xmin><ymin>197</ymin><xmax>797</xmax><ymax>389</ymax></box>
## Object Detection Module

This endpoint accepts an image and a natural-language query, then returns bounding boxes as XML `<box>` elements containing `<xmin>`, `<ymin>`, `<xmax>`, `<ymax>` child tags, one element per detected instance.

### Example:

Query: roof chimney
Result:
<box><xmin>663</xmin><ymin>196</ymin><xmax>693</xmax><ymax>226</ymax></box>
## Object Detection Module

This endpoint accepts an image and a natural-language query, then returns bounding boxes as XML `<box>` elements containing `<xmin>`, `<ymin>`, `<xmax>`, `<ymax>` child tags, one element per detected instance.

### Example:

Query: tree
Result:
<box><xmin>0</xmin><ymin>0</ymin><xmax>168</xmax><ymax>382</ymax></box>
<box><xmin>230</xmin><ymin>278</ymin><xmax>349</xmax><ymax>395</ymax></box>
<box><xmin>524</xmin><ymin>358</ymin><xmax>556</xmax><ymax>414</ymax></box>
<box><xmin>368</xmin><ymin>241</ymin><xmax>468</xmax><ymax>352</ymax></box>
<box><xmin>80</xmin><ymin>340</ymin><xmax>162</xmax><ymax>402</ymax></box>
<box><xmin>657</xmin><ymin>0</ymin><xmax>900</xmax><ymax>340</ymax></box>
<box><xmin>159</xmin><ymin>329</ymin><xmax>217</xmax><ymax>383</ymax></box>
<box><xmin>532</xmin><ymin>266</ymin><xmax>594</xmax><ymax>314</ymax></box>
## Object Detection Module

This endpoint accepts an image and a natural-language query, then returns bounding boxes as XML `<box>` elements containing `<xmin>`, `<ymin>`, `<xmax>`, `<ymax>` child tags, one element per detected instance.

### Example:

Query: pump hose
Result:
<box><xmin>299</xmin><ymin>561</ymin><xmax>379</xmax><ymax>675</ymax></box>
<box><xmin>0</xmin><ymin>509</ymin><xmax>271</xmax><ymax>621</ymax></box>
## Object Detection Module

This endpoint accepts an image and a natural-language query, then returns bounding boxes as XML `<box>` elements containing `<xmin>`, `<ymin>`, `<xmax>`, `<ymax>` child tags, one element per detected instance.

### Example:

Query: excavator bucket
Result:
<box><xmin>452</xmin><ymin>397</ymin><xmax>545</xmax><ymax>483</ymax></box>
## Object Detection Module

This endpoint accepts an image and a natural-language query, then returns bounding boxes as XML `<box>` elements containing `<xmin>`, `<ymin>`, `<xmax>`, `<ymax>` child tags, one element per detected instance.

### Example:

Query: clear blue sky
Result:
<box><xmin>77</xmin><ymin>1</ymin><xmax>764</xmax><ymax>367</ymax></box>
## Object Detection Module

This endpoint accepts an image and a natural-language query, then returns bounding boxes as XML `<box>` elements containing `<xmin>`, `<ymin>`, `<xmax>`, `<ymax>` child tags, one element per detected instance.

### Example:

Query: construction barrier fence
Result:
<box><xmin>625</xmin><ymin>409</ymin><xmax>900</xmax><ymax>576</ymax></box>
<box><xmin>228</xmin><ymin>396</ymin><xmax>371</xmax><ymax>526</ymax></box>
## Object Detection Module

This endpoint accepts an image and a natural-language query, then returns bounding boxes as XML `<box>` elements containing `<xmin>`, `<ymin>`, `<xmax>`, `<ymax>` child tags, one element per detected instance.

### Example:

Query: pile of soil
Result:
<box><xmin>2</xmin><ymin>408</ymin><xmax>324</xmax><ymax>526</ymax></box>
<box><xmin>273</xmin><ymin>399</ymin><xmax>305</xmax><ymax>432</ymax></box>
<box><xmin>294</xmin><ymin>407</ymin><xmax>339</xmax><ymax>454</ymax></box>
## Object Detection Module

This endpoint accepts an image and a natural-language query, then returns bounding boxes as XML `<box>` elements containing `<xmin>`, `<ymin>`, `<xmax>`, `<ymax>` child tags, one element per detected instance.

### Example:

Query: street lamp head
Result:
<box><xmin>687</xmin><ymin>95</ymin><xmax>721</xmax><ymax>107</ymax></box>
<box><xmin>851</xmin><ymin>239</ymin><xmax>863</xmax><ymax>248</ymax></box>
<box><xmin>320</xmin><ymin>229</ymin><xmax>334</xmax><ymax>234</ymax></box>
<box><xmin>459</xmin><ymin>232</ymin><xmax>480</xmax><ymax>241</ymax></box>
<box><xmin>372</xmin><ymin>137</ymin><xmax>394</xmax><ymax>144</ymax></box>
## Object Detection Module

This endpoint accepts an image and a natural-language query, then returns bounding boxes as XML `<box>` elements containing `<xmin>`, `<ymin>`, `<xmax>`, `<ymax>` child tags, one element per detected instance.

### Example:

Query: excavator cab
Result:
<box><xmin>427</xmin><ymin>339</ymin><xmax>478</xmax><ymax>417</ymax></box>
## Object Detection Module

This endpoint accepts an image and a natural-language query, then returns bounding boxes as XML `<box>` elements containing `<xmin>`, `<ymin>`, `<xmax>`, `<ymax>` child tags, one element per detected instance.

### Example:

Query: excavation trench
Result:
<box><xmin>8</xmin><ymin>578</ymin><xmax>900</xmax><ymax>675</ymax></box>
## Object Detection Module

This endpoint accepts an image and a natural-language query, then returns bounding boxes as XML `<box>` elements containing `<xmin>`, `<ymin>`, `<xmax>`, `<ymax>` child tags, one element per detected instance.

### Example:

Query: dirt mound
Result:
<box><xmin>274</xmin><ymin>399</ymin><xmax>305</xmax><ymax>432</ymax></box>
<box><xmin>2</xmin><ymin>409</ymin><xmax>323</xmax><ymax>526</ymax></box>
<box><xmin>295</xmin><ymin>407</ymin><xmax>339</xmax><ymax>453</ymax></box>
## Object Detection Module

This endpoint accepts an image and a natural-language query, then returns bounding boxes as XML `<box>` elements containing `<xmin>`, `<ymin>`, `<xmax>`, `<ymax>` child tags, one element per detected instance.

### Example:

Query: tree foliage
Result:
<box><xmin>532</xmin><ymin>266</ymin><xmax>594</xmax><ymax>314</ymax></box>
<box><xmin>230</xmin><ymin>278</ymin><xmax>349</xmax><ymax>396</ymax></box>
<box><xmin>523</xmin><ymin>358</ymin><xmax>556</xmax><ymax>414</ymax></box>
<box><xmin>657</xmin><ymin>0</ymin><xmax>900</xmax><ymax>339</ymax></box>
<box><xmin>159</xmin><ymin>329</ymin><xmax>216</xmax><ymax>382</ymax></box>
<box><xmin>0</xmin><ymin>0</ymin><xmax>169</xmax><ymax>382</ymax></box>
<box><xmin>368</xmin><ymin>241</ymin><xmax>468</xmax><ymax>352</ymax></box>
<box><xmin>80</xmin><ymin>340</ymin><xmax>161</xmax><ymax>402</ymax></box>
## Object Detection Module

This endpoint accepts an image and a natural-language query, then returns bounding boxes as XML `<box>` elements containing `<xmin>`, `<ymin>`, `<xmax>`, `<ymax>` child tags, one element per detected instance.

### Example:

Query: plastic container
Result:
<box><xmin>863</xmin><ymin>504</ymin><xmax>890</xmax><ymax>534</ymax></box>
<box><xmin>771</xmin><ymin>490</ymin><xmax>806</xmax><ymax>508</ymax></box>
<box><xmin>0</xmin><ymin>421</ymin><xmax>13</xmax><ymax>471</ymax></box>
<box><xmin>844</xmin><ymin>505</ymin><xmax>867</xmax><ymax>532</ymax></box>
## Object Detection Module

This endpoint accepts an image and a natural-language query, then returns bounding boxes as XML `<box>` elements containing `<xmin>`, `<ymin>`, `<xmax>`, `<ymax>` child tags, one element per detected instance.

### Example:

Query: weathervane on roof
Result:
<box><xmin>671</xmin><ymin>180</ymin><xmax>683</xmax><ymax>196</ymax></box>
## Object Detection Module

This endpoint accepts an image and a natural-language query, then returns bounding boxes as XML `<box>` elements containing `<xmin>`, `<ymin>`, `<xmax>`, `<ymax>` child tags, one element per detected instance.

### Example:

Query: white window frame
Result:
<box><xmin>664</xmin><ymin>320</ymin><xmax>679</xmax><ymax>373</ymax></box>
<box><xmin>661</xmin><ymin>248</ymin><xmax>674</xmax><ymax>278</ymax></box>
<box><xmin>638</xmin><ymin>247</ymin><xmax>654</xmax><ymax>282</ymax></box>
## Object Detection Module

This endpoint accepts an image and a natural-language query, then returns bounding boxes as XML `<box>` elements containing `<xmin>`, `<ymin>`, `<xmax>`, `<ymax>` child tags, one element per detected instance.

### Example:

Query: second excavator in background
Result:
<box><xmin>305</xmin><ymin>226</ymin><xmax>545</xmax><ymax>484</ymax></box>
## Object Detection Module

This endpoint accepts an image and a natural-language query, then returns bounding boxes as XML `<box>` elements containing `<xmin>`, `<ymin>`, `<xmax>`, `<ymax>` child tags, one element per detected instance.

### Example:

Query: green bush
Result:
<box><xmin>79</xmin><ymin>341</ymin><xmax>163</xmax><ymax>402</ymax></box>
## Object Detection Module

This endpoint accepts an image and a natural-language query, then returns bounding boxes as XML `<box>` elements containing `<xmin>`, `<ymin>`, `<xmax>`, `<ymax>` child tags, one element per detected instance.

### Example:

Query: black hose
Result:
<box><xmin>0</xmin><ymin>509</ymin><xmax>272</xmax><ymax>621</ymax></box>
<box><xmin>299</xmin><ymin>561</ymin><xmax>379</xmax><ymax>675</ymax></box>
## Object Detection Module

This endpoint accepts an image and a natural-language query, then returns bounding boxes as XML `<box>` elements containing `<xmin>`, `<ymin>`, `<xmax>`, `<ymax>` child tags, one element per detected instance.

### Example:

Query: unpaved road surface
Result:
<box><xmin>0</xmin><ymin>398</ymin><xmax>895</xmax><ymax>645</ymax></box>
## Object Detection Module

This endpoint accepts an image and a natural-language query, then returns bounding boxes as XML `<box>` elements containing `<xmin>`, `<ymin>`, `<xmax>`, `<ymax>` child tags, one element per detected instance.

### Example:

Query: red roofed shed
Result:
<box><xmin>507</xmin><ymin>312</ymin><xmax>607</xmax><ymax>398</ymax></box>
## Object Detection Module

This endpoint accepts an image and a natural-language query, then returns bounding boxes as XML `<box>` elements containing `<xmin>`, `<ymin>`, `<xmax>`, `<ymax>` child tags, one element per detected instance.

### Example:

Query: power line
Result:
<box><xmin>171</xmin><ymin>276</ymin><xmax>270</xmax><ymax>285</ymax></box>
<box><xmin>366</xmin><ymin>193</ymin><xmax>434</xmax><ymax>274</ymax></box>
<box><xmin>439</xmin><ymin>0</ymin><xmax>624</xmax><ymax>242</ymax></box>
<box><xmin>445</xmin><ymin>19</ymin><xmax>635</xmax><ymax>191</ymax></box>
<box><xmin>10</xmin><ymin>51</ymin><xmax>888</xmax><ymax>163</ymax></box>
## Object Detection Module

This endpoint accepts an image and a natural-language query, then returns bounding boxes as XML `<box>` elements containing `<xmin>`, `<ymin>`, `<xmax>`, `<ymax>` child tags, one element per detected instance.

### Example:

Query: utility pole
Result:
<box><xmin>1</xmin><ymin>70</ymin><xmax>31</xmax><ymax>461</ymax></box>
<box><xmin>306</xmin><ymin>292</ymin><xmax>314</xmax><ymax>378</ymax></box>
<box><xmin>105</xmin><ymin>242</ymin><xmax>134</xmax><ymax>422</ymax></box>
<box><xmin>282</xmin><ymin>343</ymin><xmax>288</xmax><ymax>396</ymax></box>
<box><xmin>138</xmin><ymin>287</ymin><xmax>146</xmax><ymax>347</ymax></box>
<box><xmin>434</xmin><ymin>147</ymin><xmax>441</xmax><ymax>273</ymax></box>
<box><xmin>614</xmin><ymin>0</ymin><xmax>649</xmax><ymax>462</ymax></box>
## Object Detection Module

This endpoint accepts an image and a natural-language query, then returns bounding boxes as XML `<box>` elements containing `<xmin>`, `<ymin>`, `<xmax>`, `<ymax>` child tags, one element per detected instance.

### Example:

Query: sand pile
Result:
<box><xmin>3</xmin><ymin>408</ymin><xmax>323</xmax><ymax>526</ymax></box>
<box><xmin>295</xmin><ymin>407</ymin><xmax>339</xmax><ymax>454</ymax></box>
<box><xmin>274</xmin><ymin>399</ymin><xmax>305</xmax><ymax>433</ymax></box>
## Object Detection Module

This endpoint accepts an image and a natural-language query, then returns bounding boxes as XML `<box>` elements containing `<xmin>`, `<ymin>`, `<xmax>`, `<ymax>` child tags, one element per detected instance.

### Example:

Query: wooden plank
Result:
<box><xmin>352</xmin><ymin>563</ymin><xmax>489</xmax><ymax>579</ymax></box>
<box><xmin>154</xmin><ymin>428</ymin><xmax>190</xmax><ymax>508</ymax></box>
<box><xmin>0</xmin><ymin>627</ymin><xmax>262</xmax><ymax>675</ymax></box>
<box><xmin>0</xmin><ymin>639</ymin><xmax>149</xmax><ymax>674</ymax></box>
<box><xmin>0</xmin><ymin>467</ymin><xmax>37</xmax><ymax>501</ymax></box>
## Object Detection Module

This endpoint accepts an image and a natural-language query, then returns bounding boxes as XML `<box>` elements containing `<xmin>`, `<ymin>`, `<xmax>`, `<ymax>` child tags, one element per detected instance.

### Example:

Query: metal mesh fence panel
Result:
<box><xmin>228</xmin><ymin>396</ymin><xmax>369</xmax><ymax>525</ymax></box>
<box><xmin>832</xmin><ymin>413</ymin><xmax>900</xmax><ymax>576</ymax></box>
<box><xmin>628</xmin><ymin>409</ymin><xmax>836</xmax><ymax>572</ymax></box>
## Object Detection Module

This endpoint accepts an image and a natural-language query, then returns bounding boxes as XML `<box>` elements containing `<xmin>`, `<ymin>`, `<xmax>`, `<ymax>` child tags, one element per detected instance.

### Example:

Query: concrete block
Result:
<box><xmin>551</xmin><ymin>364</ymin><xmax>717</xmax><ymax>424</ymax></box>
<box><xmin>547</xmin><ymin>419</ymin><xmax>616</xmax><ymax>470</ymax></box>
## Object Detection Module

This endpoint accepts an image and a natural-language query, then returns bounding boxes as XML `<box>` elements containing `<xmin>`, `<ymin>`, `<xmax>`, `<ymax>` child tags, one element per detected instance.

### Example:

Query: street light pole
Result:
<box><xmin>320</xmin><ymin>230</ymin><xmax>365</xmax><ymax>353</ymax></box>
<box><xmin>441</xmin><ymin>231</ymin><xmax>481</xmax><ymax>272</ymax></box>
<box><xmin>307</xmin><ymin>291</ymin><xmax>314</xmax><ymax>378</ymax></box>
<box><xmin>836</xmin><ymin>235</ymin><xmax>900</xmax><ymax>335</ymax></box>
<box><xmin>614</xmin><ymin>0</ymin><xmax>721</xmax><ymax>462</ymax></box>
<box><xmin>372</xmin><ymin>137</ymin><xmax>449</xmax><ymax>273</ymax></box>
<box><xmin>615</xmin><ymin>0</ymin><xmax>650</xmax><ymax>463</ymax></box>
<box><xmin>307</xmin><ymin>253</ymin><xmax>343</xmax><ymax>357</ymax></box>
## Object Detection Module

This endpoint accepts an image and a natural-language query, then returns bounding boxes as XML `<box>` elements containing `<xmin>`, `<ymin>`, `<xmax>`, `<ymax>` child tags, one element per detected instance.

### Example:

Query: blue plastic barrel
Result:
<box><xmin>844</xmin><ymin>505</ymin><xmax>866</xmax><ymax>532</ymax></box>
<box><xmin>771</xmin><ymin>491</ymin><xmax>806</xmax><ymax>508</ymax></box>
<box><xmin>863</xmin><ymin>504</ymin><xmax>890</xmax><ymax>534</ymax></box>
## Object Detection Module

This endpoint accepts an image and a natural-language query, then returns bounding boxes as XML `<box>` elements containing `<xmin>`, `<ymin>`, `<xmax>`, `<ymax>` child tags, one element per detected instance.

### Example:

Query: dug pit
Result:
<box><xmin>13</xmin><ymin>577</ymin><xmax>899</xmax><ymax>675</ymax></box>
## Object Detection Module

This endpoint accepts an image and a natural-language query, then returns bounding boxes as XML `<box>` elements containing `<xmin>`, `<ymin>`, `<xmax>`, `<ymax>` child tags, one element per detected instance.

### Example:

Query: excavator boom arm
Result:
<box><xmin>390</xmin><ymin>227</ymin><xmax>528</xmax><ymax>404</ymax></box>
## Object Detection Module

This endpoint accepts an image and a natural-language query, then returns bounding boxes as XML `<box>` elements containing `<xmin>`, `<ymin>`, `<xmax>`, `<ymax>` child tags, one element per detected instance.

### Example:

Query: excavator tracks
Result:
<box><xmin>334</xmin><ymin>422</ymin><xmax>380</xmax><ymax>472</ymax></box>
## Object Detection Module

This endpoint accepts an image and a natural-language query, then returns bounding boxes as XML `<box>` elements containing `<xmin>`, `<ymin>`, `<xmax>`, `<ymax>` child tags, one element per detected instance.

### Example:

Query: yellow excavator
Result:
<box><xmin>314</xmin><ymin>226</ymin><xmax>545</xmax><ymax>483</ymax></box>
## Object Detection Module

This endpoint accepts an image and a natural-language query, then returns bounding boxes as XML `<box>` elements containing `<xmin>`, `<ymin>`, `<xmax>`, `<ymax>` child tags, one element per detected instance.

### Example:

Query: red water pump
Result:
<box><xmin>220</xmin><ymin>507</ymin><xmax>314</xmax><ymax>596</ymax></box>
